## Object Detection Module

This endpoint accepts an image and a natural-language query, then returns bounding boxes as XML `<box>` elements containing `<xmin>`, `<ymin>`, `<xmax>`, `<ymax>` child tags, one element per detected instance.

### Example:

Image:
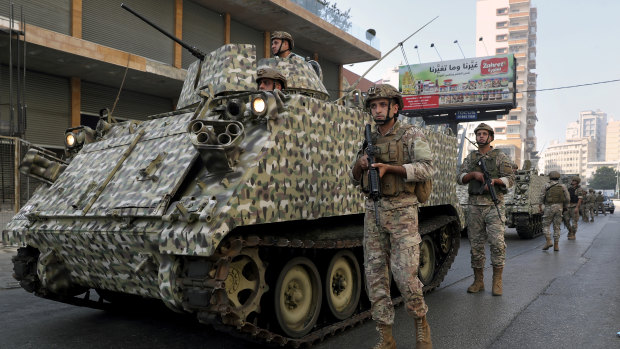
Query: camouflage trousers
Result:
<box><xmin>586</xmin><ymin>203</ymin><xmax>595</xmax><ymax>221</ymax></box>
<box><xmin>596</xmin><ymin>203</ymin><xmax>607</xmax><ymax>216</ymax></box>
<box><xmin>542</xmin><ymin>203</ymin><xmax>563</xmax><ymax>241</ymax></box>
<box><xmin>562</xmin><ymin>205</ymin><xmax>579</xmax><ymax>233</ymax></box>
<box><xmin>467</xmin><ymin>204</ymin><xmax>506</xmax><ymax>268</ymax></box>
<box><xmin>364</xmin><ymin>205</ymin><xmax>427</xmax><ymax>324</ymax></box>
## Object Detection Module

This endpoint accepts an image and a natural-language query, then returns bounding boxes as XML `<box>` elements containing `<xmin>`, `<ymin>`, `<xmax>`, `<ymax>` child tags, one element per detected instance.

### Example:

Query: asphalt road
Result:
<box><xmin>1</xmin><ymin>213</ymin><xmax>618</xmax><ymax>349</ymax></box>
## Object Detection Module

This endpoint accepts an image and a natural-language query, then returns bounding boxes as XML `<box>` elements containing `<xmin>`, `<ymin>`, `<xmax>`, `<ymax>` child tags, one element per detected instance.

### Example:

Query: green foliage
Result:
<box><xmin>319</xmin><ymin>1</ymin><xmax>352</xmax><ymax>31</ymax></box>
<box><xmin>588</xmin><ymin>166</ymin><xmax>618</xmax><ymax>190</ymax></box>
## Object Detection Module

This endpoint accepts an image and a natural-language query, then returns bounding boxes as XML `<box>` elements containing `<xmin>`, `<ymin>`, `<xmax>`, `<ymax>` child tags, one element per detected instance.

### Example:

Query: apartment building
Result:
<box><xmin>0</xmin><ymin>0</ymin><xmax>380</xmax><ymax>150</ymax></box>
<box><xmin>473</xmin><ymin>0</ymin><xmax>537</xmax><ymax>167</ymax></box>
<box><xmin>606</xmin><ymin>118</ymin><xmax>620</xmax><ymax>162</ymax></box>
<box><xmin>578</xmin><ymin>110</ymin><xmax>607</xmax><ymax>161</ymax></box>
<box><xmin>540</xmin><ymin>138</ymin><xmax>596</xmax><ymax>179</ymax></box>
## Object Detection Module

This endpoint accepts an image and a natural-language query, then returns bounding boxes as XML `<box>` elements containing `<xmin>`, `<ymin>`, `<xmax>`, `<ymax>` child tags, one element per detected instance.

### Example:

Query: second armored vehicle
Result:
<box><xmin>505</xmin><ymin>161</ymin><xmax>548</xmax><ymax>239</ymax></box>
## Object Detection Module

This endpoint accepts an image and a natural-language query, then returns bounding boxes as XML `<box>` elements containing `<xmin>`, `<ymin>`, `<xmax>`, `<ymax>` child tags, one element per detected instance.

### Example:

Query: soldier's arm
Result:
<box><xmin>562</xmin><ymin>185</ymin><xmax>570</xmax><ymax>205</ymax></box>
<box><xmin>349</xmin><ymin>145</ymin><xmax>365</xmax><ymax>184</ymax></box>
<box><xmin>496</xmin><ymin>153</ymin><xmax>515</xmax><ymax>188</ymax></box>
<box><xmin>402</xmin><ymin>129</ymin><xmax>434</xmax><ymax>182</ymax></box>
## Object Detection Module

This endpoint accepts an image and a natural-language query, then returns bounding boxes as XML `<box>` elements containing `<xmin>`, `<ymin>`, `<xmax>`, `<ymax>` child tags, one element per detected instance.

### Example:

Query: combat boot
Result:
<box><xmin>567</xmin><ymin>229</ymin><xmax>576</xmax><ymax>240</ymax></box>
<box><xmin>554</xmin><ymin>240</ymin><xmax>559</xmax><ymax>251</ymax></box>
<box><xmin>492</xmin><ymin>266</ymin><xmax>503</xmax><ymax>296</ymax></box>
<box><xmin>414</xmin><ymin>315</ymin><xmax>432</xmax><ymax>349</ymax></box>
<box><xmin>373</xmin><ymin>323</ymin><xmax>396</xmax><ymax>349</ymax></box>
<box><xmin>542</xmin><ymin>236</ymin><xmax>553</xmax><ymax>250</ymax></box>
<box><xmin>467</xmin><ymin>268</ymin><xmax>484</xmax><ymax>293</ymax></box>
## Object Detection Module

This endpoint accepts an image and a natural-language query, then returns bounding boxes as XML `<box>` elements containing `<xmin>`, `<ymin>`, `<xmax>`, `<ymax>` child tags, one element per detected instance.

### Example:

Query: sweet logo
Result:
<box><xmin>481</xmin><ymin>57</ymin><xmax>509</xmax><ymax>75</ymax></box>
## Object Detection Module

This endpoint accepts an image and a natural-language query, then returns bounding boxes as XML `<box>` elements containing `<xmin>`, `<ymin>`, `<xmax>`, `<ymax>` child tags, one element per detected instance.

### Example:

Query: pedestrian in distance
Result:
<box><xmin>540</xmin><ymin>171</ymin><xmax>569</xmax><ymax>251</ymax></box>
<box><xmin>562</xmin><ymin>176</ymin><xmax>584</xmax><ymax>240</ymax></box>
<box><xmin>595</xmin><ymin>191</ymin><xmax>607</xmax><ymax>216</ymax></box>
<box><xmin>350</xmin><ymin>84</ymin><xmax>434</xmax><ymax>349</ymax></box>
<box><xmin>457</xmin><ymin>123</ymin><xmax>515</xmax><ymax>296</ymax></box>
<box><xmin>585</xmin><ymin>188</ymin><xmax>596</xmax><ymax>222</ymax></box>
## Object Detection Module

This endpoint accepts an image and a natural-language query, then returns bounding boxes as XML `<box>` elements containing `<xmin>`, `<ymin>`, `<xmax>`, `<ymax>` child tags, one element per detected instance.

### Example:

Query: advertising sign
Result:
<box><xmin>399</xmin><ymin>54</ymin><xmax>516</xmax><ymax>114</ymax></box>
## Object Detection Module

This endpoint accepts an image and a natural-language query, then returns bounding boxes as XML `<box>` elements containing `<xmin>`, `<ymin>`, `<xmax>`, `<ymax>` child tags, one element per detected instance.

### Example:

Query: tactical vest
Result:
<box><xmin>568</xmin><ymin>186</ymin><xmax>579</xmax><ymax>203</ymax></box>
<box><xmin>544</xmin><ymin>183</ymin><xmax>565</xmax><ymax>204</ymax></box>
<box><xmin>596</xmin><ymin>194</ymin><xmax>604</xmax><ymax>203</ymax></box>
<box><xmin>361</xmin><ymin>126</ymin><xmax>415</xmax><ymax>197</ymax></box>
<box><xmin>467</xmin><ymin>149</ymin><xmax>508</xmax><ymax>196</ymax></box>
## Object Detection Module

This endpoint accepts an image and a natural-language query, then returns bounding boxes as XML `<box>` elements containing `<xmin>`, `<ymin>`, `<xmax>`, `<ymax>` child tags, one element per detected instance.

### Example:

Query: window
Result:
<box><xmin>496</xmin><ymin>47</ymin><xmax>508</xmax><ymax>54</ymax></box>
<box><xmin>507</xmin><ymin>125</ymin><xmax>520</xmax><ymax>134</ymax></box>
<box><xmin>496</xmin><ymin>34</ymin><xmax>508</xmax><ymax>42</ymax></box>
<box><xmin>497</xmin><ymin>8</ymin><xmax>508</xmax><ymax>15</ymax></box>
<box><xmin>495</xmin><ymin>127</ymin><xmax>506</xmax><ymax>133</ymax></box>
<box><xmin>509</xmin><ymin>115</ymin><xmax>518</xmax><ymax>120</ymax></box>
<box><xmin>496</xmin><ymin>21</ymin><xmax>508</xmax><ymax>29</ymax></box>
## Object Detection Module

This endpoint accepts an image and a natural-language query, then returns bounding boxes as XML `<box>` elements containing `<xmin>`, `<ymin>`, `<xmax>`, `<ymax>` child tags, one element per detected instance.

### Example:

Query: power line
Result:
<box><xmin>519</xmin><ymin>78</ymin><xmax>620</xmax><ymax>93</ymax></box>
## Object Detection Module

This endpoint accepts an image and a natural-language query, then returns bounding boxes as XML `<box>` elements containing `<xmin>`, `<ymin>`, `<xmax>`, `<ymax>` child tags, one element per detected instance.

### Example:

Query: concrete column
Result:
<box><xmin>264</xmin><ymin>31</ymin><xmax>271</xmax><ymax>58</ymax></box>
<box><xmin>14</xmin><ymin>139</ymin><xmax>20</xmax><ymax>212</ymax></box>
<box><xmin>338</xmin><ymin>65</ymin><xmax>343</xmax><ymax>99</ymax></box>
<box><xmin>174</xmin><ymin>0</ymin><xmax>183</xmax><ymax>68</ymax></box>
<box><xmin>71</xmin><ymin>77</ymin><xmax>81</xmax><ymax>127</ymax></box>
<box><xmin>224</xmin><ymin>13</ymin><xmax>230</xmax><ymax>44</ymax></box>
<box><xmin>71</xmin><ymin>0</ymin><xmax>82</xmax><ymax>38</ymax></box>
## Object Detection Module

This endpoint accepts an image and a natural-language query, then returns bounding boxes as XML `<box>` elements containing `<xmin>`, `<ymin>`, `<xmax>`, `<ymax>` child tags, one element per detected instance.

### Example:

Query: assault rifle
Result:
<box><xmin>477</xmin><ymin>156</ymin><xmax>503</xmax><ymax>222</ymax></box>
<box><xmin>365</xmin><ymin>124</ymin><xmax>381</xmax><ymax>225</ymax></box>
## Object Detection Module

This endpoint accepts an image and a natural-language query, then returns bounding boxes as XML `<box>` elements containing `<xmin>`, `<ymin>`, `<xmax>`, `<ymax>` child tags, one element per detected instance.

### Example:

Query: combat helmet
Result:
<box><xmin>256</xmin><ymin>66</ymin><xmax>287</xmax><ymax>89</ymax></box>
<box><xmin>589</xmin><ymin>188</ymin><xmax>594</xmax><ymax>193</ymax></box>
<box><xmin>571</xmin><ymin>176</ymin><xmax>581</xmax><ymax>184</ymax></box>
<box><xmin>474</xmin><ymin>123</ymin><xmax>495</xmax><ymax>137</ymax></box>
<box><xmin>598</xmin><ymin>191</ymin><xmax>602</xmax><ymax>194</ymax></box>
<box><xmin>364</xmin><ymin>84</ymin><xmax>404</xmax><ymax>110</ymax></box>
<box><xmin>271</xmin><ymin>31</ymin><xmax>294</xmax><ymax>50</ymax></box>
<box><xmin>548</xmin><ymin>171</ymin><xmax>561</xmax><ymax>180</ymax></box>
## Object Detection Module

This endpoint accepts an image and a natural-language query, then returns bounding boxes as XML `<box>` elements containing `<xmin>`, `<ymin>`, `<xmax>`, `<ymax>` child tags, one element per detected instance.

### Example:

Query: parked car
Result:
<box><xmin>601</xmin><ymin>196</ymin><xmax>615</xmax><ymax>214</ymax></box>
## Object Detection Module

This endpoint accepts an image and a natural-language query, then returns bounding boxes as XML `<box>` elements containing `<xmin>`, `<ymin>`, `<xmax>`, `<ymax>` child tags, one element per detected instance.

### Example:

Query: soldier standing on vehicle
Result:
<box><xmin>563</xmin><ymin>176</ymin><xmax>584</xmax><ymax>240</ymax></box>
<box><xmin>458</xmin><ymin>123</ymin><xmax>514</xmax><ymax>296</ymax></box>
<box><xmin>271</xmin><ymin>31</ymin><xmax>299</xmax><ymax>59</ymax></box>
<box><xmin>350</xmin><ymin>84</ymin><xmax>434</xmax><ymax>349</ymax></box>
<box><xmin>255</xmin><ymin>66</ymin><xmax>287</xmax><ymax>91</ymax></box>
<box><xmin>595</xmin><ymin>191</ymin><xmax>607</xmax><ymax>216</ymax></box>
<box><xmin>540</xmin><ymin>171</ymin><xmax>569</xmax><ymax>251</ymax></box>
<box><xmin>586</xmin><ymin>189</ymin><xmax>596</xmax><ymax>222</ymax></box>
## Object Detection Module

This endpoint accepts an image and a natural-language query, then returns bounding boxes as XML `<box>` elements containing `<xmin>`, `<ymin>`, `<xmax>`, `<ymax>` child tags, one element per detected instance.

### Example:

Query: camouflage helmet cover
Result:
<box><xmin>598</xmin><ymin>191</ymin><xmax>602</xmax><ymax>194</ymax></box>
<box><xmin>364</xmin><ymin>84</ymin><xmax>404</xmax><ymax>110</ymax></box>
<box><xmin>256</xmin><ymin>66</ymin><xmax>287</xmax><ymax>89</ymax></box>
<box><xmin>474</xmin><ymin>123</ymin><xmax>495</xmax><ymax>137</ymax></box>
<box><xmin>571</xmin><ymin>176</ymin><xmax>581</xmax><ymax>184</ymax></box>
<box><xmin>271</xmin><ymin>31</ymin><xmax>294</xmax><ymax>50</ymax></box>
<box><xmin>589</xmin><ymin>188</ymin><xmax>594</xmax><ymax>193</ymax></box>
<box><xmin>548</xmin><ymin>171</ymin><xmax>561</xmax><ymax>180</ymax></box>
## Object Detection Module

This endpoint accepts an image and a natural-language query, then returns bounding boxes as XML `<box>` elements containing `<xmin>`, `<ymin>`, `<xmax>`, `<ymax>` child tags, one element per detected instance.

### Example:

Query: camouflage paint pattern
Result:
<box><xmin>542</xmin><ymin>204</ymin><xmax>563</xmax><ymax>241</ymax></box>
<box><xmin>467</xmin><ymin>204</ymin><xmax>506</xmax><ymax>268</ymax></box>
<box><xmin>585</xmin><ymin>192</ymin><xmax>596</xmax><ymax>221</ymax></box>
<box><xmin>457</xmin><ymin>148</ymin><xmax>515</xmax><ymax>205</ymax></box>
<box><xmin>2</xmin><ymin>44</ymin><xmax>465</xmax><ymax>305</ymax></box>
<box><xmin>505</xmin><ymin>170</ymin><xmax>548</xmax><ymax>225</ymax></box>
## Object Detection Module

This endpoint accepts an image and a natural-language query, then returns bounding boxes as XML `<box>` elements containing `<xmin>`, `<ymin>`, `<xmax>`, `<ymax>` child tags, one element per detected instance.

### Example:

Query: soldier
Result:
<box><xmin>256</xmin><ymin>66</ymin><xmax>287</xmax><ymax>91</ymax></box>
<box><xmin>540</xmin><ymin>171</ymin><xmax>569</xmax><ymax>251</ymax></box>
<box><xmin>563</xmin><ymin>176</ymin><xmax>584</xmax><ymax>240</ymax></box>
<box><xmin>350</xmin><ymin>84</ymin><xmax>434</xmax><ymax>349</ymax></box>
<box><xmin>271</xmin><ymin>31</ymin><xmax>299</xmax><ymax>59</ymax></box>
<box><xmin>595</xmin><ymin>191</ymin><xmax>607</xmax><ymax>216</ymax></box>
<box><xmin>585</xmin><ymin>189</ymin><xmax>596</xmax><ymax>222</ymax></box>
<box><xmin>458</xmin><ymin>123</ymin><xmax>514</xmax><ymax>296</ymax></box>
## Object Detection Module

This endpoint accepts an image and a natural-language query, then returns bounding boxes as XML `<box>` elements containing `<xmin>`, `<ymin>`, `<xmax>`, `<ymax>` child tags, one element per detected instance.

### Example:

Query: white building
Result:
<box><xmin>579</xmin><ymin>110</ymin><xmax>607</xmax><ymax>161</ymax></box>
<box><xmin>541</xmin><ymin>138</ymin><xmax>596</xmax><ymax>179</ymax></box>
<box><xmin>475</xmin><ymin>0</ymin><xmax>537</xmax><ymax>167</ymax></box>
<box><xmin>606</xmin><ymin>118</ymin><xmax>620</xmax><ymax>162</ymax></box>
<box><xmin>566</xmin><ymin>121</ymin><xmax>579</xmax><ymax>140</ymax></box>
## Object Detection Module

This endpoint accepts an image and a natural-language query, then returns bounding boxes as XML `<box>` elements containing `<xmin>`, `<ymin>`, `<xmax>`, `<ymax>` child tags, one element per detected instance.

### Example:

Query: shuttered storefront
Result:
<box><xmin>0</xmin><ymin>0</ymin><xmax>70</xmax><ymax>35</ymax></box>
<box><xmin>82</xmin><ymin>0</ymin><xmax>174</xmax><ymax>65</ymax></box>
<box><xmin>181</xmin><ymin>0</ymin><xmax>224</xmax><ymax>69</ymax></box>
<box><xmin>81</xmin><ymin>81</ymin><xmax>173</xmax><ymax>121</ymax></box>
<box><xmin>231</xmin><ymin>19</ymin><xmax>264</xmax><ymax>60</ymax></box>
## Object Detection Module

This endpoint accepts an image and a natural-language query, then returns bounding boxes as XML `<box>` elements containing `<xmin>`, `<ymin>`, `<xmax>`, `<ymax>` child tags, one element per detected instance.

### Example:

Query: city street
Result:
<box><xmin>1</xmin><ymin>212</ymin><xmax>619</xmax><ymax>349</ymax></box>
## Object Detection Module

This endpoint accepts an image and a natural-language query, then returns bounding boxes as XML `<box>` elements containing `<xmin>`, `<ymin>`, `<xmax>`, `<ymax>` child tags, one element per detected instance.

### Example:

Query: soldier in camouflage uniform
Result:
<box><xmin>595</xmin><ymin>191</ymin><xmax>606</xmax><ymax>216</ymax></box>
<box><xmin>256</xmin><ymin>66</ymin><xmax>287</xmax><ymax>91</ymax></box>
<box><xmin>540</xmin><ymin>171</ymin><xmax>569</xmax><ymax>251</ymax></box>
<box><xmin>585</xmin><ymin>189</ymin><xmax>596</xmax><ymax>222</ymax></box>
<box><xmin>563</xmin><ymin>176</ymin><xmax>584</xmax><ymax>240</ymax></box>
<box><xmin>457</xmin><ymin>123</ymin><xmax>514</xmax><ymax>296</ymax></box>
<box><xmin>271</xmin><ymin>31</ymin><xmax>299</xmax><ymax>59</ymax></box>
<box><xmin>351</xmin><ymin>84</ymin><xmax>434</xmax><ymax>349</ymax></box>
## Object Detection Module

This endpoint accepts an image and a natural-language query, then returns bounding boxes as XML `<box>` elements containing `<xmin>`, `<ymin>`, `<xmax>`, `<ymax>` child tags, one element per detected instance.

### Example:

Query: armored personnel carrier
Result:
<box><xmin>3</xmin><ymin>36</ymin><xmax>464</xmax><ymax>347</ymax></box>
<box><xmin>505</xmin><ymin>161</ymin><xmax>548</xmax><ymax>239</ymax></box>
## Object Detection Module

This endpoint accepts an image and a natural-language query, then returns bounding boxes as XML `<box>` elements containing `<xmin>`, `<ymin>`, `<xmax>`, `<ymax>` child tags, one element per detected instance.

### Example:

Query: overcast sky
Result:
<box><xmin>335</xmin><ymin>0</ymin><xmax>620</xmax><ymax>152</ymax></box>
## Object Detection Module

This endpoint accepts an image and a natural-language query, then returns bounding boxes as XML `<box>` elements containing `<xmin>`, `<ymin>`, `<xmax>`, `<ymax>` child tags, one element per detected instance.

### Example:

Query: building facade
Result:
<box><xmin>578</xmin><ymin>110</ymin><xmax>607</xmax><ymax>161</ymax></box>
<box><xmin>541</xmin><ymin>138</ymin><xmax>596</xmax><ymax>179</ymax></box>
<box><xmin>0</xmin><ymin>0</ymin><xmax>380</xmax><ymax>149</ymax></box>
<box><xmin>474</xmin><ymin>0</ymin><xmax>537</xmax><ymax>167</ymax></box>
<box><xmin>606</xmin><ymin>118</ymin><xmax>620</xmax><ymax>162</ymax></box>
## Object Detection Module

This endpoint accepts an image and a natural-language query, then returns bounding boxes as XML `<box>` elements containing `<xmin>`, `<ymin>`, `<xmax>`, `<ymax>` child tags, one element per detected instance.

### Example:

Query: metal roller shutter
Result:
<box><xmin>181</xmin><ymin>0</ymin><xmax>224</xmax><ymax>69</ymax></box>
<box><xmin>0</xmin><ymin>0</ymin><xmax>70</xmax><ymax>35</ymax></box>
<box><xmin>230</xmin><ymin>19</ymin><xmax>263</xmax><ymax>60</ymax></box>
<box><xmin>82</xmin><ymin>0</ymin><xmax>174</xmax><ymax>65</ymax></box>
<box><xmin>81</xmin><ymin>81</ymin><xmax>173</xmax><ymax>121</ymax></box>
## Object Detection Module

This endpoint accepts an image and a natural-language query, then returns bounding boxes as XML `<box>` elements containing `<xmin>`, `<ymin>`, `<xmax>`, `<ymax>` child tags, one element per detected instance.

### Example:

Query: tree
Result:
<box><xmin>319</xmin><ymin>1</ymin><xmax>352</xmax><ymax>31</ymax></box>
<box><xmin>588</xmin><ymin>166</ymin><xmax>618</xmax><ymax>190</ymax></box>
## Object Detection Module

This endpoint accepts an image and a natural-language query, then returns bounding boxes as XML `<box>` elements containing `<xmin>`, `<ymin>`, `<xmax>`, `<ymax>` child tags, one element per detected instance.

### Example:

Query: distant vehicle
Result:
<box><xmin>601</xmin><ymin>196</ymin><xmax>615</xmax><ymax>214</ymax></box>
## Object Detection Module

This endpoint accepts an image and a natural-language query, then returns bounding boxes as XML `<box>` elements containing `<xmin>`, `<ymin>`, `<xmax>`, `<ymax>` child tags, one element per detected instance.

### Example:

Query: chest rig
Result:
<box><xmin>361</xmin><ymin>126</ymin><xmax>415</xmax><ymax>197</ymax></box>
<box><xmin>545</xmin><ymin>182</ymin><xmax>565</xmax><ymax>204</ymax></box>
<box><xmin>467</xmin><ymin>149</ymin><xmax>507</xmax><ymax>195</ymax></box>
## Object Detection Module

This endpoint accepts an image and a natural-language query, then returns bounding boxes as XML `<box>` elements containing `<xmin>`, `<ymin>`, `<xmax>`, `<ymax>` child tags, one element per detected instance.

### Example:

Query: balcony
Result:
<box><xmin>517</xmin><ymin>66</ymin><xmax>525</xmax><ymax>72</ymax></box>
<box><xmin>517</xmin><ymin>79</ymin><xmax>525</xmax><ymax>86</ymax></box>
<box><xmin>509</xmin><ymin>39</ymin><xmax>528</xmax><ymax>46</ymax></box>
<box><xmin>528</xmin><ymin>59</ymin><xmax>536</xmax><ymax>69</ymax></box>
<box><xmin>509</xmin><ymin>0</ymin><xmax>531</xmax><ymax>5</ymax></box>
<box><xmin>514</xmin><ymin>52</ymin><xmax>526</xmax><ymax>59</ymax></box>
<box><xmin>509</xmin><ymin>25</ymin><xmax>528</xmax><ymax>33</ymax></box>
<box><xmin>509</xmin><ymin>12</ymin><xmax>530</xmax><ymax>19</ymax></box>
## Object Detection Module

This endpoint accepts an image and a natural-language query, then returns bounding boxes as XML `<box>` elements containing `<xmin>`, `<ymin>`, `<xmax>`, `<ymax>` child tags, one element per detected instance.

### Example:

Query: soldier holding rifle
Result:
<box><xmin>458</xmin><ymin>123</ymin><xmax>514</xmax><ymax>296</ymax></box>
<box><xmin>350</xmin><ymin>84</ymin><xmax>434</xmax><ymax>349</ymax></box>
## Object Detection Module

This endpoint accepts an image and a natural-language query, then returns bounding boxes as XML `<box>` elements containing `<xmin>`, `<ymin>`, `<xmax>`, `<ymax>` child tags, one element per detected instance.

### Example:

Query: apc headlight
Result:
<box><xmin>65</xmin><ymin>132</ymin><xmax>77</xmax><ymax>148</ymax></box>
<box><xmin>251</xmin><ymin>97</ymin><xmax>266</xmax><ymax>116</ymax></box>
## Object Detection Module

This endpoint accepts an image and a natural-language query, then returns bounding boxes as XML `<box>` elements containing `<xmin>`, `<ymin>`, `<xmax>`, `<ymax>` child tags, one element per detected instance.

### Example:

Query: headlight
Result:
<box><xmin>65</xmin><ymin>132</ymin><xmax>77</xmax><ymax>148</ymax></box>
<box><xmin>252</xmin><ymin>97</ymin><xmax>266</xmax><ymax>115</ymax></box>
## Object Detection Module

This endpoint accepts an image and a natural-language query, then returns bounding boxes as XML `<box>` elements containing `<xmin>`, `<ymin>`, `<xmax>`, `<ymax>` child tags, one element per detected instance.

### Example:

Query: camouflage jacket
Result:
<box><xmin>541</xmin><ymin>180</ymin><xmax>570</xmax><ymax>206</ymax></box>
<box><xmin>349</xmin><ymin>121</ymin><xmax>434</xmax><ymax>210</ymax></box>
<box><xmin>457</xmin><ymin>147</ymin><xmax>514</xmax><ymax>205</ymax></box>
<box><xmin>585</xmin><ymin>193</ymin><xmax>596</xmax><ymax>204</ymax></box>
<box><xmin>595</xmin><ymin>193</ymin><xmax>605</xmax><ymax>203</ymax></box>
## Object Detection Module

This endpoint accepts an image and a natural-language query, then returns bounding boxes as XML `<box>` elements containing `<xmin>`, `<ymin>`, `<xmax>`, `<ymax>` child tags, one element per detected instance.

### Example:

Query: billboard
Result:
<box><xmin>399</xmin><ymin>54</ymin><xmax>516</xmax><ymax>115</ymax></box>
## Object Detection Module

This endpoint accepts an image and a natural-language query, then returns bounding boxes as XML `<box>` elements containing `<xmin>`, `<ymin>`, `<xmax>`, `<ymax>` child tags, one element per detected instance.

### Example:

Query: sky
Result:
<box><xmin>334</xmin><ymin>0</ymin><xmax>620</xmax><ymax>153</ymax></box>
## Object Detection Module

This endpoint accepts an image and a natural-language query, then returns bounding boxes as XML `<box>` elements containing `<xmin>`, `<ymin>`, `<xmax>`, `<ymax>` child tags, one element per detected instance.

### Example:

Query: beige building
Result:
<box><xmin>606</xmin><ymin>119</ymin><xmax>620</xmax><ymax>162</ymax></box>
<box><xmin>474</xmin><ymin>0</ymin><xmax>537</xmax><ymax>166</ymax></box>
<box><xmin>579</xmin><ymin>110</ymin><xmax>607</xmax><ymax>161</ymax></box>
<box><xmin>541</xmin><ymin>138</ymin><xmax>595</xmax><ymax>179</ymax></box>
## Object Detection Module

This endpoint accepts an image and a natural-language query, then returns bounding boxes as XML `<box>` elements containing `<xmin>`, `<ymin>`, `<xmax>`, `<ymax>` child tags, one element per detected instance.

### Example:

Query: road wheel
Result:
<box><xmin>224</xmin><ymin>248</ymin><xmax>266</xmax><ymax>322</ymax></box>
<box><xmin>325</xmin><ymin>250</ymin><xmax>361</xmax><ymax>320</ymax></box>
<box><xmin>275</xmin><ymin>257</ymin><xmax>322</xmax><ymax>338</ymax></box>
<box><xmin>418</xmin><ymin>235</ymin><xmax>436</xmax><ymax>286</ymax></box>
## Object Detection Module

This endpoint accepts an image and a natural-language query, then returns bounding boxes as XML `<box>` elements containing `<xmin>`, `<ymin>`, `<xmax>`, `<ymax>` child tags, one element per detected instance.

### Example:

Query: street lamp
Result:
<box><xmin>430</xmin><ymin>43</ymin><xmax>442</xmax><ymax>61</ymax></box>
<box><xmin>479</xmin><ymin>37</ymin><xmax>489</xmax><ymax>56</ymax></box>
<box><xmin>454</xmin><ymin>40</ymin><xmax>465</xmax><ymax>58</ymax></box>
<box><xmin>414</xmin><ymin>44</ymin><xmax>421</xmax><ymax>64</ymax></box>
